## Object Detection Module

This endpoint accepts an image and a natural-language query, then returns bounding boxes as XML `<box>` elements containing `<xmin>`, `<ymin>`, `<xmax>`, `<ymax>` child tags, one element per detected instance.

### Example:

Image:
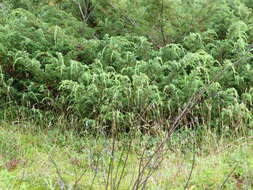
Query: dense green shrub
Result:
<box><xmin>0</xmin><ymin>0</ymin><xmax>253</xmax><ymax>132</ymax></box>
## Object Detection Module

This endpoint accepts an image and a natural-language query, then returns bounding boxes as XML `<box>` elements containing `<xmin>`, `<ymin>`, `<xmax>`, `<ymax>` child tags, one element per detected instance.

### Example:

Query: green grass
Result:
<box><xmin>0</xmin><ymin>121</ymin><xmax>253</xmax><ymax>190</ymax></box>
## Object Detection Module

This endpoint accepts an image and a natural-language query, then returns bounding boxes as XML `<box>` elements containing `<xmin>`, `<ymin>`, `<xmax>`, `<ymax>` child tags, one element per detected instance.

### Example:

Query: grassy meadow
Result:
<box><xmin>0</xmin><ymin>121</ymin><xmax>253</xmax><ymax>189</ymax></box>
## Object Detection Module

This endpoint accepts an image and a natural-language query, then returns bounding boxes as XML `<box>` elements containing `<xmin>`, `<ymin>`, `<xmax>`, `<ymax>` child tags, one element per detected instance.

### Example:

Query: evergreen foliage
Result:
<box><xmin>0</xmin><ymin>0</ymin><xmax>253</xmax><ymax>132</ymax></box>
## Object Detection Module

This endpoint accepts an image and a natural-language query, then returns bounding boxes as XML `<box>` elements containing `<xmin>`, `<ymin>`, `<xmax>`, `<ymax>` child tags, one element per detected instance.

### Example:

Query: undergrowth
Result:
<box><xmin>0</xmin><ymin>122</ymin><xmax>253</xmax><ymax>190</ymax></box>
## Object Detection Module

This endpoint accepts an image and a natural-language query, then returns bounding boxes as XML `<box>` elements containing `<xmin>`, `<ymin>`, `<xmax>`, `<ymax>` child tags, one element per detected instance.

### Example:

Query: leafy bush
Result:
<box><xmin>1</xmin><ymin>0</ymin><xmax>253</xmax><ymax>132</ymax></box>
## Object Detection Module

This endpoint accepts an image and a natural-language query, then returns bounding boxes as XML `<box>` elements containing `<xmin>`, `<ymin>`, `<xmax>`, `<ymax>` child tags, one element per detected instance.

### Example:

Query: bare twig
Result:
<box><xmin>73</xmin><ymin>167</ymin><xmax>88</xmax><ymax>189</ymax></box>
<box><xmin>105</xmin><ymin>111</ymin><xmax>117</xmax><ymax>190</ymax></box>
<box><xmin>49</xmin><ymin>155</ymin><xmax>66</xmax><ymax>190</ymax></box>
<box><xmin>115</xmin><ymin>138</ymin><xmax>133</xmax><ymax>190</ymax></box>
<box><xmin>183</xmin><ymin>142</ymin><xmax>196</xmax><ymax>190</ymax></box>
<box><xmin>73</xmin><ymin>0</ymin><xmax>95</xmax><ymax>23</ymax></box>
<box><xmin>132</xmin><ymin>144</ymin><xmax>149</xmax><ymax>190</ymax></box>
<box><xmin>77</xmin><ymin>2</ymin><xmax>86</xmax><ymax>22</ymax></box>
<box><xmin>219</xmin><ymin>165</ymin><xmax>237</xmax><ymax>190</ymax></box>
<box><xmin>89</xmin><ymin>157</ymin><xmax>99</xmax><ymax>190</ymax></box>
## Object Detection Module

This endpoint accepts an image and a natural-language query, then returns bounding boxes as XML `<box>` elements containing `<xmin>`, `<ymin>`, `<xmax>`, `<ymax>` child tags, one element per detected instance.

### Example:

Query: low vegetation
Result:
<box><xmin>0</xmin><ymin>122</ymin><xmax>253</xmax><ymax>189</ymax></box>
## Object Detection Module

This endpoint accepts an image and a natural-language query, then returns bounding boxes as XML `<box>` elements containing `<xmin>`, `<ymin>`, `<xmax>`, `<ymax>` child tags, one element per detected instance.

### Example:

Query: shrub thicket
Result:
<box><xmin>0</xmin><ymin>0</ymin><xmax>252</xmax><ymax>132</ymax></box>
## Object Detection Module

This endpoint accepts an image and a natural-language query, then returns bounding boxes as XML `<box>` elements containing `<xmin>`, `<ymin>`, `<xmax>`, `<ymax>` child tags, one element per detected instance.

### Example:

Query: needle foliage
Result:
<box><xmin>0</xmin><ymin>0</ymin><xmax>253</xmax><ymax>133</ymax></box>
